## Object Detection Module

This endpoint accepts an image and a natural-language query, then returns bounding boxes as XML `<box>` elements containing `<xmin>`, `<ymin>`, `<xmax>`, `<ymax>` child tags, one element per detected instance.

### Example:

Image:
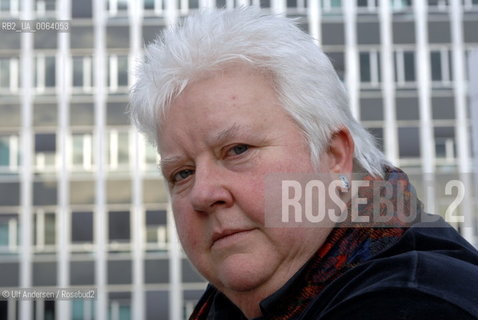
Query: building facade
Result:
<box><xmin>0</xmin><ymin>0</ymin><xmax>477</xmax><ymax>319</ymax></box>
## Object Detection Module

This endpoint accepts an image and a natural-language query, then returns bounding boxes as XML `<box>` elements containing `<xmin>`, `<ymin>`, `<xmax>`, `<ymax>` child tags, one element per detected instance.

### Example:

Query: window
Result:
<box><xmin>326</xmin><ymin>51</ymin><xmax>345</xmax><ymax>81</ymax></box>
<box><xmin>107</xmin><ymin>130</ymin><xmax>130</xmax><ymax>170</ymax></box>
<box><xmin>391</xmin><ymin>0</ymin><xmax>412</xmax><ymax>11</ymax></box>
<box><xmin>72</xmin><ymin>56</ymin><xmax>93</xmax><ymax>93</ymax></box>
<box><xmin>187</xmin><ymin>0</ymin><xmax>199</xmax><ymax>9</ymax></box>
<box><xmin>35</xmin><ymin>54</ymin><xmax>56</xmax><ymax>92</ymax></box>
<box><xmin>108</xmin><ymin>211</ymin><xmax>130</xmax><ymax>244</ymax></box>
<box><xmin>463</xmin><ymin>0</ymin><xmax>478</xmax><ymax>10</ymax></box>
<box><xmin>0</xmin><ymin>57</ymin><xmax>19</xmax><ymax>93</ymax></box>
<box><xmin>108</xmin><ymin>293</ymin><xmax>131</xmax><ymax>320</ymax></box>
<box><xmin>0</xmin><ymin>0</ymin><xmax>20</xmax><ymax>15</ymax></box>
<box><xmin>107</xmin><ymin>55</ymin><xmax>129</xmax><ymax>92</ymax></box>
<box><xmin>0</xmin><ymin>134</ymin><xmax>19</xmax><ymax>172</ymax></box>
<box><xmin>398</xmin><ymin>127</ymin><xmax>421</xmax><ymax>159</ymax></box>
<box><xmin>71</xmin><ymin>211</ymin><xmax>94</xmax><ymax>251</ymax></box>
<box><xmin>144</xmin><ymin>0</ymin><xmax>165</xmax><ymax>15</ymax></box>
<box><xmin>0</xmin><ymin>214</ymin><xmax>18</xmax><ymax>254</ymax></box>
<box><xmin>357</xmin><ymin>0</ymin><xmax>378</xmax><ymax>12</ymax></box>
<box><xmin>287</xmin><ymin>0</ymin><xmax>307</xmax><ymax>12</ymax></box>
<box><xmin>35</xmin><ymin>0</ymin><xmax>55</xmax><ymax>16</ymax></box>
<box><xmin>428</xmin><ymin>0</ymin><xmax>449</xmax><ymax>11</ymax></box>
<box><xmin>71</xmin><ymin>132</ymin><xmax>93</xmax><ymax>171</ymax></box>
<box><xmin>107</xmin><ymin>0</ymin><xmax>127</xmax><ymax>16</ymax></box>
<box><xmin>33</xmin><ymin>210</ymin><xmax>56</xmax><ymax>252</ymax></box>
<box><xmin>72</xmin><ymin>299</ymin><xmax>95</xmax><ymax>320</ymax></box>
<box><xmin>145</xmin><ymin>210</ymin><xmax>167</xmax><ymax>251</ymax></box>
<box><xmin>434</xmin><ymin>127</ymin><xmax>456</xmax><ymax>163</ymax></box>
<box><xmin>321</xmin><ymin>0</ymin><xmax>342</xmax><ymax>14</ymax></box>
<box><xmin>394</xmin><ymin>50</ymin><xmax>416</xmax><ymax>86</ymax></box>
<box><xmin>35</xmin><ymin>133</ymin><xmax>56</xmax><ymax>170</ymax></box>
<box><xmin>359</xmin><ymin>50</ymin><xmax>381</xmax><ymax>87</ymax></box>
<box><xmin>430</xmin><ymin>49</ymin><xmax>452</xmax><ymax>85</ymax></box>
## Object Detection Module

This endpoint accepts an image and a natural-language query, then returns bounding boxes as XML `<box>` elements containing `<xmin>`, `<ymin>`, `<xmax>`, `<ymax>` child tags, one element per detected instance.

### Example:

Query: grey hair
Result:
<box><xmin>129</xmin><ymin>6</ymin><xmax>388</xmax><ymax>176</ymax></box>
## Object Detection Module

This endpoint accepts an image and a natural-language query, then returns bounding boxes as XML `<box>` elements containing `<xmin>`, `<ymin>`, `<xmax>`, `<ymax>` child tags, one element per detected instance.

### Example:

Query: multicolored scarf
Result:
<box><xmin>190</xmin><ymin>166</ymin><xmax>421</xmax><ymax>320</ymax></box>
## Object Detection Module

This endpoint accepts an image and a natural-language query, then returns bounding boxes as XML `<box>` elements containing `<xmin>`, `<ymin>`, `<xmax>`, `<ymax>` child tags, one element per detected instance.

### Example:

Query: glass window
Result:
<box><xmin>107</xmin><ymin>130</ymin><xmax>130</xmax><ymax>170</ymax></box>
<box><xmin>428</xmin><ymin>0</ymin><xmax>449</xmax><ymax>10</ymax></box>
<box><xmin>430</xmin><ymin>49</ymin><xmax>452</xmax><ymax>84</ymax></box>
<box><xmin>36</xmin><ymin>0</ymin><xmax>55</xmax><ymax>15</ymax></box>
<box><xmin>188</xmin><ymin>0</ymin><xmax>199</xmax><ymax>9</ymax></box>
<box><xmin>108</xmin><ymin>211</ymin><xmax>130</xmax><ymax>243</ymax></box>
<box><xmin>391</xmin><ymin>0</ymin><xmax>412</xmax><ymax>11</ymax></box>
<box><xmin>0</xmin><ymin>57</ymin><xmax>19</xmax><ymax>92</ymax></box>
<box><xmin>357</xmin><ymin>0</ymin><xmax>378</xmax><ymax>10</ymax></box>
<box><xmin>321</xmin><ymin>0</ymin><xmax>342</xmax><ymax>13</ymax></box>
<box><xmin>360</xmin><ymin>50</ymin><xmax>381</xmax><ymax>86</ymax></box>
<box><xmin>145</xmin><ymin>210</ymin><xmax>167</xmax><ymax>250</ymax></box>
<box><xmin>108</xmin><ymin>293</ymin><xmax>131</xmax><ymax>320</ymax></box>
<box><xmin>0</xmin><ymin>134</ymin><xmax>19</xmax><ymax>172</ymax></box>
<box><xmin>326</xmin><ymin>51</ymin><xmax>345</xmax><ymax>81</ymax></box>
<box><xmin>107</xmin><ymin>55</ymin><xmax>129</xmax><ymax>92</ymax></box>
<box><xmin>0</xmin><ymin>182</ymin><xmax>20</xmax><ymax>206</ymax></box>
<box><xmin>32</xmin><ymin>301</ymin><xmax>55</xmax><ymax>320</ymax></box>
<box><xmin>144</xmin><ymin>0</ymin><xmax>165</xmax><ymax>14</ymax></box>
<box><xmin>463</xmin><ymin>0</ymin><xmax>478</xmax><ymax>10</ymax></box>
<box><xmin>33</xmin><ymin>210</ymin><xmax>56</xmax><ymax>251</ymax></box>
<box><xmin>72</xmin><ymin>56</ymin><xmax>93</xmax><ymax>92</ymax></box>
<box><xmin>0</xmin><ymin>214</ymin><xmax>19</xmax><ymax>255</ymax></box>
<box><xmin>35</xmin><ymin>54</ymin><xmax>56</xmax><ymax>92</ymax></box>
<box><xmin>107</xmin><ymin>0</ymin><xmax>127</xmax><ymax>15</ymax></box>
<box><xmin>35</xmin><ymin>133</ymin><xmax>56</xmax><ymax>170</ymax></box>
<box><xmin>367</xmin><ymin>127</ymin><xmax>384</xmax><ymax>151</ymax></box>
<box><xmin>0</xmin><ymin>58</ymin><xmax>9</xmax><ymax>88</ymax></box>
<box><xmin>144</xmin><ymin>0</ymin><xmax>154</xmax><ymax>10</ymax></box>
<box><xmin>72</xmin><ymin>299</ymin><xmax>95</xmax><ymax>320</ymax></box>
<box><xmin>0</xmin><ymin>0</ymin><xmax>10</xmax><ymax>11</ymax></box>
<box><xmin>33</xmin><ymin>180</ymin><xmax>57</xmax><ymax>206</ymax></box>
<box><xmin>394</xmin><ymin>50</ymin><xmax>416</xmax><ymax>85</ymax></box>
<box><xmin>71</xmin><ymin>211</ymin><xmax>93</xmax><ymax>244</ymax></box>
<box><xmin>398</xmin><ymin>127</ymin><xmax>420</xmax><ymax>158</ymax></box>
<box><xmin>434</xmin><ymin>126</ymin><xmax>456</xmax><ymax>161</ymax></box>
<box><xmin>71</xmin><ymin>132</ymin><xmax>93</xmax><ymax>171</ymax></box>
<box><xmin>72</xmin><ymin>0</ymin><xmax>92</xmax><ymax>18</ymax></box>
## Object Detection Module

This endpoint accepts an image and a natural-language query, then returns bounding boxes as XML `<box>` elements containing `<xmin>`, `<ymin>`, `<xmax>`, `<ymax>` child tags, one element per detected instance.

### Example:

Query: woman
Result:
<box><xmin>130</xmin><ymin>7</ymin><xmax>478</xmax><ymax>319</ymax></box>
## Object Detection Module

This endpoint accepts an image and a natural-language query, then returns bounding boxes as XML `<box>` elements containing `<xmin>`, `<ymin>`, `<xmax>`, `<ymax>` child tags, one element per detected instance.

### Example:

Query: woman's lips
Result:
<box><xmin>211</xmin><ymin>229</ymin><xmax>255</xmax><ymax>249</ymax></box>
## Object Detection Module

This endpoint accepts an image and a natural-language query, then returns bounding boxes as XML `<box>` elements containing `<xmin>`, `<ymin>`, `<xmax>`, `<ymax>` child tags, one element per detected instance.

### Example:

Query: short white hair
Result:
<box><xmin>130</xmin><ymin>6</ymin><xmax>388</xmax><ymax>176</ymax></box>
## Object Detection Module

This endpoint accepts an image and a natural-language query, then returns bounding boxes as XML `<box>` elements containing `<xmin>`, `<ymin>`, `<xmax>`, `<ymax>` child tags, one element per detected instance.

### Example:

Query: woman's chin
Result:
<box><xmin>214</xmin><ymin>253</ymin><xmax>274</xmax><ymax>294</ymax></box>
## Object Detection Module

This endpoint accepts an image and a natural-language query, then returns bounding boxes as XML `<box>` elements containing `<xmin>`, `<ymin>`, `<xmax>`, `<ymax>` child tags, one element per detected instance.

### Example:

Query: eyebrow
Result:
<box><xmin>159</xmin><ymin>155</ymin><xmax>183</xmax><ymax>173</ymax></box>
<box><xmin>210</xmin><ymin>122</ymin><xmax>247</xmax><ymax>146</ymax></box>
<box><xmin>159</xmin><ymin>123</ymin><xmax>249</xmax><ymax>171</ymax></box>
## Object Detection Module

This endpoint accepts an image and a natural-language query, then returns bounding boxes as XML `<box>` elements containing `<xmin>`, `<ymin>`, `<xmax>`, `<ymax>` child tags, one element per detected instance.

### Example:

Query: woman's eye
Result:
<box><xmin>228</xmin><ymin>144</ymin><xmax>249</xmax><ymax>156</ymax></box>
<box><xmin>172</xmin><ymin>169</ymin><xmax>194</xmax><ymax>182</ymax></box>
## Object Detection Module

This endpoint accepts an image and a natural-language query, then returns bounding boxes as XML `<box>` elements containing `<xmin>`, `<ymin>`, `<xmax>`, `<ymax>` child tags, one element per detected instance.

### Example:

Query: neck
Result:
<box><xmin>221</xmin><ymin>240</ymin><xmax>330</xmax><ymax>319</ymax></box>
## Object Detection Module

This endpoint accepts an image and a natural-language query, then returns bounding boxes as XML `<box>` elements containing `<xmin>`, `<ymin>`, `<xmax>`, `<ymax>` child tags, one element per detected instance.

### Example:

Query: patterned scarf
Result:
<box><xmin>190</xmin><ymin>167</ymin><xmax>420</xmax><ymax>320</ymax></box>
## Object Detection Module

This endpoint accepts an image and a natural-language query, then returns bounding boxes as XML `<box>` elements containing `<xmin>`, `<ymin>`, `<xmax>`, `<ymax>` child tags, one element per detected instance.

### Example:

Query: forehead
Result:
<box><xmin>157</xmin><ymin>66</ymin><xmax>284</xmax><ymax>138</ymax></box>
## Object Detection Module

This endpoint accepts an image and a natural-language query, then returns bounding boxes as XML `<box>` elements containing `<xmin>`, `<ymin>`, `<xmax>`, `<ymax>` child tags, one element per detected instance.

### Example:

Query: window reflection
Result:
<box><xmin>0</xmin><ymin>214</ymin><xmax>19</xmax><ymax>255</ymax></box>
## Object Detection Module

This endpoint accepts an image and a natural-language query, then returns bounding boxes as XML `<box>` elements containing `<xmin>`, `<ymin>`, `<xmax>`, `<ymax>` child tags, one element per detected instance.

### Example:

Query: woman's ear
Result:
<box><xmin>325</xmin><ymin>127</ymin><xmax>355</xmax><ymax>174</ymax></box>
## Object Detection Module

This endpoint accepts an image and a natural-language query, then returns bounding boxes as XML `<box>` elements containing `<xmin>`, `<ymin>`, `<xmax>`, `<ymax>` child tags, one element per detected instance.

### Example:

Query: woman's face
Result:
<box><xmin>158</xmin><ymin>66</ymin><xmax>347</xmax><ymax>304</ymax></box>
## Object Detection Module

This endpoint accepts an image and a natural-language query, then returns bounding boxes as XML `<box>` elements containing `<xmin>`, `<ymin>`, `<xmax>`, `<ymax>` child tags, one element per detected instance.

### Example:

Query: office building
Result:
<box><xmin>0</xmin><ymin>0</ymin><xmax>477</xmax><ymax>319</ymax></box>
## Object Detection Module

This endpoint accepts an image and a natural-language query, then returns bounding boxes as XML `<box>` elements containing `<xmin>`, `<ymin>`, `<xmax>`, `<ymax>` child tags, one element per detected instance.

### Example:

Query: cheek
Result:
<box><xmin>171</xmin><ymin>202</ymin><xmax>202</xmax><ymax>253</ymax></box>
<box><xmin>235</xmin><ymin>174</ymin><xmax>267</xmax><ymax>223</ymax></box>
